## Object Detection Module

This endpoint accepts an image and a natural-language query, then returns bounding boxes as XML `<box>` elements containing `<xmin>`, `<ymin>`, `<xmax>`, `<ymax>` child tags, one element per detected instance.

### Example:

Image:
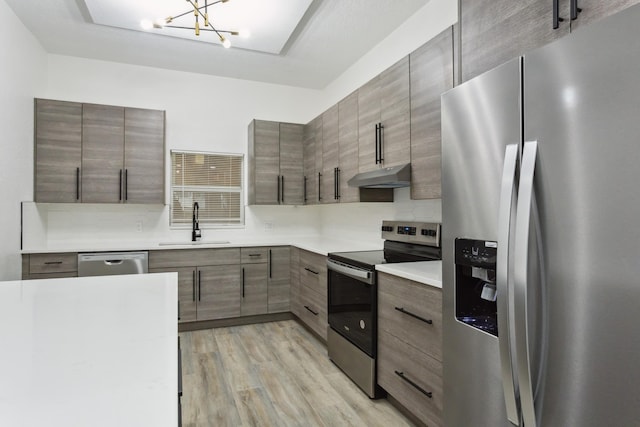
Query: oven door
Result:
<box><xmin>327</xmin><ymin>259</ymin><xmax>376</xmax><ymax>357</ymax></box>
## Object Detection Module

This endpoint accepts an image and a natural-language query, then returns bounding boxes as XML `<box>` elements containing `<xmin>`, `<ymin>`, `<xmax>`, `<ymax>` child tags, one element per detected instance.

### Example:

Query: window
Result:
<box><xmin>170</xmin><ymin>151</ymin><xmax>244</xmax><ymax>227</ymax></box>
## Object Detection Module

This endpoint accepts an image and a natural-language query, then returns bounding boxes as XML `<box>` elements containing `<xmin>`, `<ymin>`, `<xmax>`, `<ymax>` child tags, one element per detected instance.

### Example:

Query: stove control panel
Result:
<box><xmin>381</xmin><ymin>221</ymin><xmax>441</xmax><ymax>247</ymax></box>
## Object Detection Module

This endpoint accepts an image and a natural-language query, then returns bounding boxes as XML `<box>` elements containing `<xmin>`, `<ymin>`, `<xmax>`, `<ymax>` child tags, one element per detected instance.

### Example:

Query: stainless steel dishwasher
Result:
<box><xmin>78</xmin><ymin>252</ymin><xmax>149</xmax><ymax>277</ymax></box>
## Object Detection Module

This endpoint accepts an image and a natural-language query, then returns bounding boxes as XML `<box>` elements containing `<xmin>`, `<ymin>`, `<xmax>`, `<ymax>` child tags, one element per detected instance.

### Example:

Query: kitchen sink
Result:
<box><xmin>158</xmin><ymin>241</ymin><xmax>230</xmax><ymax>246</ymax></box>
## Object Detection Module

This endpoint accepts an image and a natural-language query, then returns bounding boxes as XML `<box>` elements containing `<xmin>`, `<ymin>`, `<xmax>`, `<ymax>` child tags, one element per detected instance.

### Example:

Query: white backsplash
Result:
<box><xmin>22</xmin><ymin>187</ymin><xmax>441</xmax><ymax>250</ymax></box>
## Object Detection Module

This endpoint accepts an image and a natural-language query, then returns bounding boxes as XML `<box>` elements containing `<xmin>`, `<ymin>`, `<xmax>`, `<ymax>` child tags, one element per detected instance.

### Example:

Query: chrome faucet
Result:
<box><xmin>192</xmin><ymin>202</ymin><xmax>201</xmax><ymax>242</ymax></box>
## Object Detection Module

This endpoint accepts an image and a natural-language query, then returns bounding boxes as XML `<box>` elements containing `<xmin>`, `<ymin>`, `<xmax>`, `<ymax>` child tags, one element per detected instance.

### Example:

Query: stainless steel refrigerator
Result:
<box><xmin>441</xmin><ymin>5</ymin><xmax>640</xmax><ymax>427</ymax></box>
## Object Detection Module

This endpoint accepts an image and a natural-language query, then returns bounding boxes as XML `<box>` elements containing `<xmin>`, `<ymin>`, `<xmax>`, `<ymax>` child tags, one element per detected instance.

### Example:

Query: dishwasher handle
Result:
<box><xmin>104</xmin><ymin>259</ymin><xmax>124</xmax><ymax>265</ymax></box>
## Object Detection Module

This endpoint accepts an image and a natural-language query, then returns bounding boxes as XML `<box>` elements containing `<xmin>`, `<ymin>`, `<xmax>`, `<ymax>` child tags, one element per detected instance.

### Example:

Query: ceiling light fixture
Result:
<box><xmin>142</xmin><ymin>0</ymin><xmax>247</xmax><ymax>49</ymax></box>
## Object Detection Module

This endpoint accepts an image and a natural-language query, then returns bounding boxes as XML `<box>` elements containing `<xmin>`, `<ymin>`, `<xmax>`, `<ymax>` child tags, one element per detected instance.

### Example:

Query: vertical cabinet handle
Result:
<box><xmin>281</xmin><ymin>175</ymin><xmax>285</xmax><ymax>204</ymax></box>
<box><xmin>375</xmin><ymin>123</ymin><xmax>380</xmax><ymax>164</ymax></box>
<box><xmin>570</xmin><ymin>0</ymin><xmax>581</xmax><ymax>20</ymax></box>
<box><xmin>336</xmin><ymin>168</ymin><xmax>340</xmax><ymax>200</ymax></box>
<box><xmin>192</xmin><ymin>270</ymin><xmax>196</xmax><ymax>302</ymax></box>
<box><xmin>124</xmin><ymin>169</ymin><xmax>128</xmax><ymax>201</ymax></box>
<box><xmin>378</xmin><ymin>124</ymin><xmax>384</xmax><ymax>163</ymax></box>
<box><xmin>277</xmin><ymin>175</ymin><xmax>281</xmax><ymax>204</ymax></box>
<box><xmin>318</xmin><ymin>172</ymin><xmax>322</xmax><ymax>201</ymax></box>
<box><xmin>304</xmin><ymin>176</ymin><xmax>308</xmax><ymax>203</ymax></box>
<box><xmin>241</xmin><ymin>267</ymin><xmax>245</xmax><ymax>298</ymax></box>
<box><xmin>553</xmin><ymin>0</ymin><xmax>565</xmax><ymax>29</ymax></box>
<box><xmin>76</xmin><ymin>167</ymin><xmax>80</xmax><ymax>200</ymax></box>
<box><xmin>269</xmin><ymin>249</ymin><xmax>273</xmax><ymax>279</ymax></box>
<box><xmin>119</xmin><ymin>169</ymin><xmax>123</xmax><ymax>201</ymax></box>
<box><xmin>198</xmin><ymin>270</ymin><xmax>202</xmax><ymax>301</ymax></box>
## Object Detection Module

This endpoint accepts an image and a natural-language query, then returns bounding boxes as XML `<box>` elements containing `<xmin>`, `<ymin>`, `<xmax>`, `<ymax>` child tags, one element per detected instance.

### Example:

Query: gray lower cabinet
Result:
<box><xmin>290</xmin><ymin>247</ymin><xmax>301</xmax><ymax>317</ymax></box>
<box><xmin>267</xmin><ymin>246</ymin><xmax>291</xmax><ymax>313</ymax></box>
<box><xmin>34</xmin><ymin>99</ymin><xmax>83</xmax><ymax>203</ymax></box>
<box><xmin>241</xmin><ymin>263</ymin><xmax>268</xmax><ymax>316</ymax></box>
<box><xmin>377</xmin><ymin>272</ymin><xmax>443</xmax><ymax>426</ymax></box>
<box><xmin>34</xmin><ymin>99</ymin><xmax>165</xmax><ymax>205</ymax></box>
<box><xmin>22</xmin><ymin>252</ymin><xmax>78</xmax><ymax>279</ymax></box>
<box><xmin>149</xmin><ymin>248</ymin><xmax>241</xmax><ymax>322</ymax></box>
<box><xmin>357</xmin><ymin>56</ymin><xmax>410</xmax><ymax>173</ymax></box>
<box><xmin>295</xmin><ymin>249</ymin><xmax>328</xmax><ymax>340</ymax></box>
<box><xmin>409</xmin><ymin>27</ymin><xmax>454</xmax><ymax>200</ymax></box>
<box><xmin>248</xmin><ymin>120</ymin><xmax>304</xmax><ymax>205</ymax></box>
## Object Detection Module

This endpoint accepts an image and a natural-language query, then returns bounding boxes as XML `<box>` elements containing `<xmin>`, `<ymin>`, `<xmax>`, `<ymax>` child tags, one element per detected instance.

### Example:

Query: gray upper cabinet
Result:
<box><xmin>34</xmin><ymin>99</ymin><xmax>165</xmax><ymax>205</ymax></box>
<box><xmin>303</xmin><ymin>116</ymin><xmax>321</xmax><ymax>205</ymax></box>
<box><xmin>82</xmin><ymin>104</ymin><xmax>125</xmax><ymax>204</ymax></box>
<box><xmin>338</xmin><ymin>91</ymin><xmax>360</xmax><ymax>203</ymax></box>
<box><xmin>248</xmin><ymin>120</ymin><xmax>304</xmax><ymax>205</ymax></box>
<box><xmin>279</xmin><ymin>123</ymin><xmax>304</xmax><ymax>205</ymax></box>
<box><xmin>124</xmin><ymin>108</ymin><xmax>165</xmax><ymax>204</ymax></box>
<box><xmin>248</xmin><ymin>120</ymin><xmax>279</xmax><ymax>205</ymax></box>
<box><xmin>459</xmin><ymin>0</ymin><xmax>640</xmax><ymax>82</ymax></box>
<box><xmin>459</xmin><ymin>0</ymin><xmax>569</xmax><ymax>83</ymax></box>
<box><xmin>568</xmin><ymin>0</ymin><xmax>640</xmax><ymax>31</ymax></box>
<box><xmin>34</xmin><ymin>99</ymin><xmax>82</xmax><ymax>203</ymax></box>
<box><xmin>409</xmin><ymin>27</ymin><xmax>454</xmax><ymax>200</ymax></box>
<box><xmin>321</xmin><ymin>104</ymin><xmax>340</xmax><ymax>204</ymax></box>
<box><xmin>358</xmin><ymin>56</ymin><xmax>411</xmax><ymax>173</ymax></box>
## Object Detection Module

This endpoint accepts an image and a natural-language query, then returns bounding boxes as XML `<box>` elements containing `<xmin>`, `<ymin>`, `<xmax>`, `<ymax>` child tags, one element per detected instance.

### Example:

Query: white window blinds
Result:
<box><xmin>170</xmin><ymin>151</ymin><xmax>244</xmax><ymax>226</ymax></box>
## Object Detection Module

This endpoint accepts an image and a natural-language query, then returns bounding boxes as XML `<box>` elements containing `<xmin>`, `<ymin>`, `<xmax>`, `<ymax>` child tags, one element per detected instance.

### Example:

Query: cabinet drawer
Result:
<box><xmin>29</xmin><ymin>253</ymin><xmax>77</xmax><ymax>275</ymax></box>
<box><xmin>241</xmin><ymin>247</ymin><xmax>268</xmax><ymax>264</ymax></box>
<box><xmin>298</xmin><ymin>288</ymin><xmax>328</xmax><ymax>341</ymax></box>
<box><xmin>378</xmin><ymin>272</ymin><xmax>442</xmax><ymax>362</ymax></box>
<box><xmin>149</xmin><ymin>248</ymin><xmax>240</xmax><ymax>268</ymax></box>
<box><xmin>378</xmin><ymin>330</ymin><xmax>442</xmax><ymax>427</ymax></box>
<box><xmin>299</xmin><ymin>250</ymin><xmax>327</xmax><ymax>298</ymax></box>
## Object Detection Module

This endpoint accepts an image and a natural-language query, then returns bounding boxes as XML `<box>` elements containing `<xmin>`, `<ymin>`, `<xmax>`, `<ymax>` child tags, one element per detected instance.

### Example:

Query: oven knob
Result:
<box><xmin>360</xmin><ymin>320</ymin><xmax>366</xmax><ymax>329</ymax></box>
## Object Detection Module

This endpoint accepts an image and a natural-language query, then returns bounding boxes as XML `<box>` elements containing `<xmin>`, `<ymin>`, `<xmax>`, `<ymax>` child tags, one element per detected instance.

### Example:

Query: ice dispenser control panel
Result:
<box><xmin>454</xmin><ymin>238</ymin><xmax>498</xmax><ymax>336</ymax></box>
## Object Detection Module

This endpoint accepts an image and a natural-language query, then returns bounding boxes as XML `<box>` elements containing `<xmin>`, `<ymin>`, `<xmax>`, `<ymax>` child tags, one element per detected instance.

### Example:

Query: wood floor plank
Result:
<box><xmin>179</xmin><ymin>320</ymin><xmax>415</xmax><ymax>427</ymax></box>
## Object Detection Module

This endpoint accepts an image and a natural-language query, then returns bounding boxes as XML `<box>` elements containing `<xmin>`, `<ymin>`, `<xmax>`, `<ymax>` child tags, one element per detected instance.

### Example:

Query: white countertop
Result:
<box><xmin>376</xmin><ymin>260</ymin><xmax>442</xmax><ymax>288</ymax></box>
<box><xmin>21</xmin><ymin>235</ymin><xmax>383</xmax><ymax>257</ymax></box>
<box><xmin>0</xmin><ymin>273</ymin><xmax>178</xmax><ymax>427</ymax></box>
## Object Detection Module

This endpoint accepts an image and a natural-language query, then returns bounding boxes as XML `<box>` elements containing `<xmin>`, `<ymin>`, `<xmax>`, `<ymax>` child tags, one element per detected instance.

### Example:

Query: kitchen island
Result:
<box><xmin>0</xmin><ymin>273</ymin><xmax>178</xmax><ymax>427</ymax></box>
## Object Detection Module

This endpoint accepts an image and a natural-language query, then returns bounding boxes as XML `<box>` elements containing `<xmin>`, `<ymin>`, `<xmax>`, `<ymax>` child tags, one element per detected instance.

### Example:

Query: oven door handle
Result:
<box><xmin>327</xmin><ymin>259</ymin><xmax>374</xmax><ymax>285</ymax></box>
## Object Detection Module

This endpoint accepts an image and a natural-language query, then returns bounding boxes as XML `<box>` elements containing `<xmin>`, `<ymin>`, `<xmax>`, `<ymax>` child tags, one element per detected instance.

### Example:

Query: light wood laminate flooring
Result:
<box><xmin>179</xmin><ymin>320</ymin><xmax>414</xmax><ymax>427</ymax></box>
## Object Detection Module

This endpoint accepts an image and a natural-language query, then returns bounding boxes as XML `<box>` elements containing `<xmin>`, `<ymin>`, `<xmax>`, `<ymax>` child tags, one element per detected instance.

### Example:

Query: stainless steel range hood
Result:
<box><xmin>347</xmin><ymin>163</ymin><xmax>411</xmax><ymax>188</ymax></box>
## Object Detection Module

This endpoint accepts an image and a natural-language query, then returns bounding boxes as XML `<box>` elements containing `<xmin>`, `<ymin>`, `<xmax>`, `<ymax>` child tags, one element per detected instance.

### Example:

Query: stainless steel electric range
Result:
<box><xmin>326</xmin><ymin>220</ymin><xmax>441</xmax><ymax>398</ymax></box>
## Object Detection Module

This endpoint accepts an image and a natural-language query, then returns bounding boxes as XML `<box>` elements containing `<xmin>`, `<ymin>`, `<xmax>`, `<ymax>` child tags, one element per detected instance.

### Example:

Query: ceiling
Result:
<box><xmin>5</xmin><ymin>0</ymin><xmax>429</xmax><ymax>89</ymax></box>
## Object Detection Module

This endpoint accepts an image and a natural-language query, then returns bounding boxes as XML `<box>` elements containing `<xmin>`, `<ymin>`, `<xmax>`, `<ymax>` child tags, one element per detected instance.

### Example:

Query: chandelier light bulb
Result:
<box><xmin>221</xmin><ymin>37</ymin><xmax>231</xmax><ymax>48</ymax></box>
<box><xmin>140</xmin><ymin>20</ymin><xmax>153</xmax><ymax>30</ymax></box>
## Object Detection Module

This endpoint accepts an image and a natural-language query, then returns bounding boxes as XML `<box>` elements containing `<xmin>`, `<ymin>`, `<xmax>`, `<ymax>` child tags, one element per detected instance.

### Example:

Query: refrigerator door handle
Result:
<box><xmin>497</xmin><ymin>143</ymin><xmax>521</xmax><ymax>426</ymax></box>
<box><xmin>514</xmin><ymin>140</ymin><xmax>539</xmax><ymax>427</ymax></box>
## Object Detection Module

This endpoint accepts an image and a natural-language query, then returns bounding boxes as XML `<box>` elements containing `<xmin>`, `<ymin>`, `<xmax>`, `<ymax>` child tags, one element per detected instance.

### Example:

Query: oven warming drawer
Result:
<box><xmin>328</xmin><ymin>327</ymin><xmax>377</xmax><ymax>398</ymax></box>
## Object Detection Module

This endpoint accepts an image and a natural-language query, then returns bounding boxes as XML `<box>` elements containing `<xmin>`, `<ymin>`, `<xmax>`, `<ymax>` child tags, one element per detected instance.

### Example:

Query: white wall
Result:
<box><xmin>0</xmin><ymin>0</ymin><xmax>47</xmax><ymax>280</ymax></box>
<box><xmin>20</xmin><ymin>0</ymin><xmax>456</xmax><ymax>256</ymax></box>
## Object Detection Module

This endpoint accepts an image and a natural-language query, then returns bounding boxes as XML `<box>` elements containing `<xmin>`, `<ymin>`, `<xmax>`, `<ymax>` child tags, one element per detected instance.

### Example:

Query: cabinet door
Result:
<box><xmin>338</xmin><ymin>91</ymin><xmax>360</xmax><ymax>203</ymax></box>
<box><xmin>34</xmin><ymin>99</ymin><xmax>83</xmax><ymax>203</ymax></box>
<box><xmin>460</xmin><ymin>0</ymin><xmax>569</xmax><ymax>82</ymax></box>
<box><xmin>82</xmin><ymin>104</ymin><xmax>125</xmax><ymax>203</ymax></box>
<box><xmin>124</xmin><ymin>108</ymin><xmax>165</xmax><ymax>204</ymax></box>
<box><xmin>250</xmin><ymin>120</ymin><xmax>280</xmax><ymax>205</ymax></box>
<box><xmin>313</xmin><ymin>116</ymin><xmax>324</xmax><ymax>203</ymax></box>
<box><xmin>290</xmin><ymin>247</ymin><xmax>301</xmax><ymax>317</ymax></box>
<box><xmin>268</xmin><ymin>246</ymin><xmax>290</xmax><ymax>313</ymax></box>
<box><xmin>197</xmin><ymin>265</ymin><xmax>241</xmax><ymax>321</ymax></box>
<box><xmin>303</xmin><ymin>119</ymin><xmax>317</xmax><ymax>205</ymax></box>
<box><xmin>241</xmin><ymin>264</ymin><xmax>268</xmax><ymax>316</ymax></box>
<box><xmin>569</xmin><ymin>0</ymin><xmax>640</xmax><ymax>31</ymax></box>
<box><xmin>410</xmin><ymin>28</ymin><xmax>454</xmax><ymax>200</ymax></box>
<box><xmin>151</xmin><ymin>267</ymin><xmax>197</xmax><ymax>323</ymax></box>
<box><xmin>321</xmin><ymin>105</ymin><xmax>339</xmax><ymax>204</ymax></box>
<box><xmin>379</xmin><ymin>56</ymin><xmax>411</xmax><ymax>168</ymax></box>
<box><xmin>279</xmin><ymin>123</ymin><xmax>304</xmax><ymax>205</ymax></box>
<box><xmin>357</xmin><ymin>77</ymin><xmax>381</xmax><ymax>173</ymax></box>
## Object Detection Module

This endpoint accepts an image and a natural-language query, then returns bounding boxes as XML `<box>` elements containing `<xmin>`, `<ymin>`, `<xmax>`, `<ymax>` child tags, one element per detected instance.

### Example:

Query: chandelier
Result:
<box><xmin>141</xmin><ymin>0</ymin><xmax>249</xmax><ymax>49</ymax></box>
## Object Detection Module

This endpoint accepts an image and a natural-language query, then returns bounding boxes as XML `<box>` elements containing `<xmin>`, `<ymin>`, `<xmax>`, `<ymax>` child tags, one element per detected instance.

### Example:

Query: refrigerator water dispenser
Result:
<box><xmin>454</xmin><ymin>238</ymin><xmax>498</xmax><ymax>336</ymax></box>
